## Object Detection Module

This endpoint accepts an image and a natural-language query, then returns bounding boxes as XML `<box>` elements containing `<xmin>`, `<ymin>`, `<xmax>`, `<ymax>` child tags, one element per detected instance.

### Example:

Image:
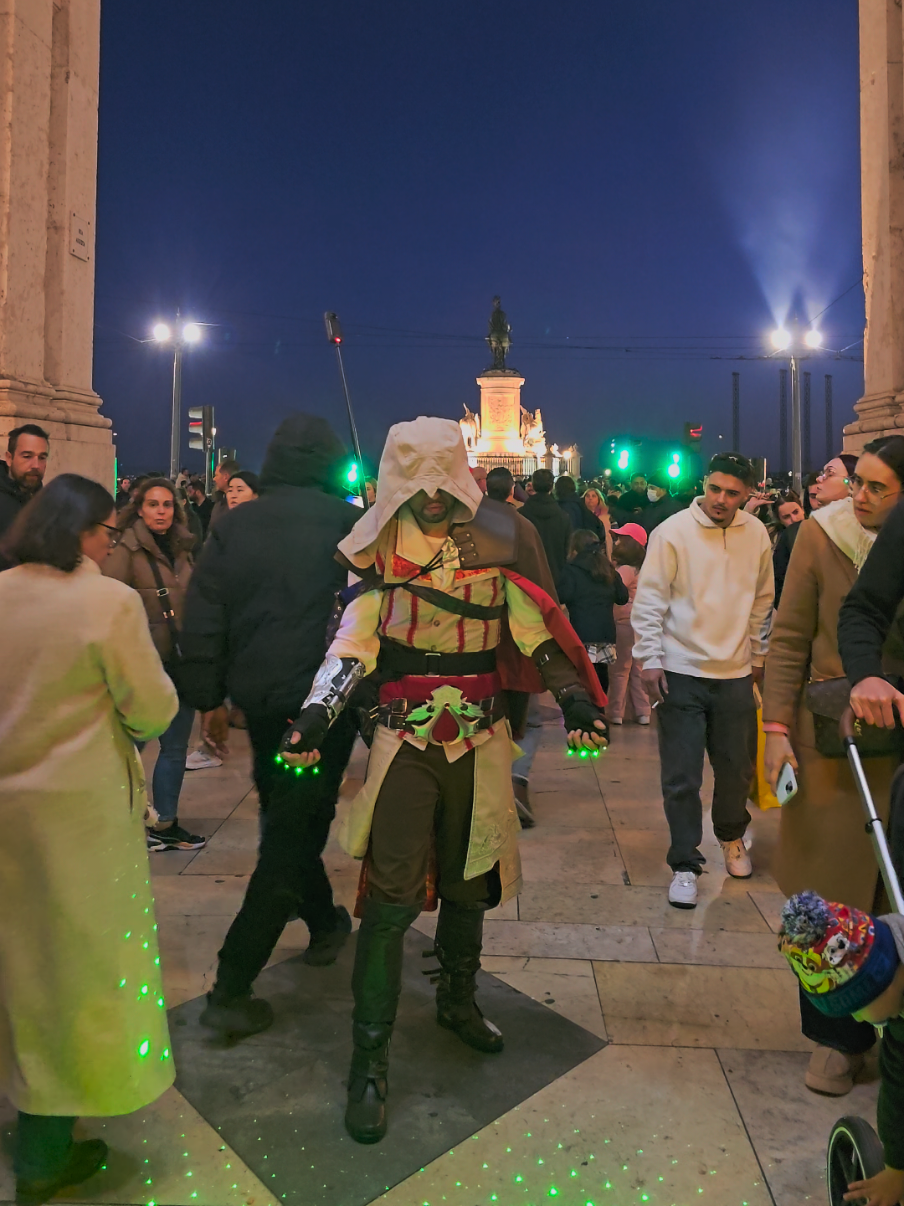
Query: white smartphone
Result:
<box><xmin>776</xmin><ymin>761</ymin><xmax>798</xmax><ymax>806</ymax></box>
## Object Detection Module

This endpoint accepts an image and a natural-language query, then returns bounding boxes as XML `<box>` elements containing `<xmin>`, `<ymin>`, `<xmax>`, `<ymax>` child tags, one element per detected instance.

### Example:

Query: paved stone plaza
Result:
<box><xmin>0</xmin><ymin>705</ymin><xmax>883</xmax><ymax>1205</ymax></box>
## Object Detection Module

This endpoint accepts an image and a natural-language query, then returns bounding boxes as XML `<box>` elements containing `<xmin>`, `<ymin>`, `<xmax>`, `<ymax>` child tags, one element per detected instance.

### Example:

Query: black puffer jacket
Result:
<box><xmin>178</xmin><ymin>414</ymin><xmax>359</xmax><ymax>716</ymax></box>
<box><xmin>557</xmin><ymin>552</ymin><xmax>629</xmax><ymax>645</ymax></box>
<box><xmin>519</xmin><ymin>492</ymin><xmax>573</xmax><ymax>582</ymax></box>
<box><xmin>0</xmin><ymin>463</ymin><xmax>38</xmax><ymax>539</ymax></box>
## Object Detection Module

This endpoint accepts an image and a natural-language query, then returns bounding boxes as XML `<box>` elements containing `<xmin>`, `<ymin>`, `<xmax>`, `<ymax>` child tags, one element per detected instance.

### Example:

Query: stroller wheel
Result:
<box><xmin>826</xmin><ymin>1115</ymin><xmax>885</xmax><ymax>1204</ymax></box>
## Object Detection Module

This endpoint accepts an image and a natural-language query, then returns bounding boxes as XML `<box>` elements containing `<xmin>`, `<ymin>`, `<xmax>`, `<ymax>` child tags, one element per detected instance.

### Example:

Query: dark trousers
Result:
<box><xmin>215</xmin><ymin>710</ymin><xmax>357</xmax><ymax>996</ymax></box>
<box><xmin>368</xmin><ymin>741</ymin><xmax>495</xmax><ymax>909</ymax></box>
<box><xmin>798</xmin><ymin>984</ymin><xmax>876</xmax><ymax>1055</ymax></box>
<box><xmin>15</xmin><ymin>1113</ymin><xmax>75</xmax><ymax>1182</ymax></box>
<box><xmin>594</xmin><ymin>663</ymin><xmax>610</xmax><ymax>694</ymax></box>
<box><xmin>657</xmin><ymin>671</ymin><xmax>757</xmax><ymax>872</ymax></box>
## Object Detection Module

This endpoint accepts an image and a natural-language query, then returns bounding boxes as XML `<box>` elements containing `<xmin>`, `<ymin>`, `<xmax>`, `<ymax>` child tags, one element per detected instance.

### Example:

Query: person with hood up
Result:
<box><xmin>279</xmin><ymin>417</ymin><xmax>608</xmax><ymax>1145</ymax></box>
<box><xmin>177</xmin><ymin>415</ymin><xmax>360</xmax><ymax>1038</ymax></box>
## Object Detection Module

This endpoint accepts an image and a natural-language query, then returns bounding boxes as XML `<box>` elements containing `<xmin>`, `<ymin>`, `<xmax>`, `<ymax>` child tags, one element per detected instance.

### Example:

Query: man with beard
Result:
<box><xmin>0</xmin><ymin>425</ymin><xmax>50</xmax><ymax>543</ymax></box>
<box><xmin>280</xmin><ymin>416</ymin><xmax>607</xmax><ymax>1144</ymax></box>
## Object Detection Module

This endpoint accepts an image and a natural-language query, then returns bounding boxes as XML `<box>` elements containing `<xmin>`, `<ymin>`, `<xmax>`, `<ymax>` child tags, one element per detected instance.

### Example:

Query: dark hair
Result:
<box><xmin>555</xmin><ymin>475</ymin><xmax>577</xmax><ymax>499</ymax></box>
<box><xmin>838</xmin><ymin>453</ymin><xmax>859</xmax><ymax>479</ymax></box>
<box><xmin>187</xmin><ymin>476</ymin><xmax>206</xmax><ymax>494</ymax></box>
<box><xmin>630</xmin><ymin>473</ymin><xmax>647</xmax><ymax>485</ymax></box>
<box><xmin>802</xmin><ymin>471</ymin><xmax>819</xmax><ymax>516</ymax></box>
<box><xmin>217</xmin><ymin>458</ymin><xmax>240</xmax><ymax>476</ymax></box>
<box><xmin>771</xmin><ymin>491</ymin><xmax>803</xmax><ymax>525</ymax></box>
<box><xmin>613</xmin><ymin>532</ymin><xmax>646</xmax><ymax>568</ymax></box>
<box><xmin>568</xmin><ymin>528</ymin><xmax>617</xmax><ymax>585</ymax></box>
<box><xmin>862</xmin><ymin>436</ymin><xmax>904</xmax><ymax>486</ymax></box>
<box><xmin>707</xmin><ymin>452</ymin><xmax>754</xmax><ymax>486</ymax></box>
<box><xmin>118</xmin><ymin>476</ymin><xmax>188</xmax><ymax>532</ymax></box>
<box><xmin>532</xmin><ymin>468</ymin><xmax>555</xmax><ymax>494</ymax></box>
<box><xmin>0</xmin><ymin>473</ymin><xmax>113</xmax><ymax>571</ymax></box>
<box><xmin>7</xmin><ymin>423</ymin><xmax>50</xmax><ymax>454</ymax></box>
<box><xmin>486</xmin><ymin>466</ymin><xmax>514</xmax><ymax>502</ymax></box>
<box><xmin>228</xmin><ymin>470</ymin><xmax>261</xmax><ymax>495</ymax></box>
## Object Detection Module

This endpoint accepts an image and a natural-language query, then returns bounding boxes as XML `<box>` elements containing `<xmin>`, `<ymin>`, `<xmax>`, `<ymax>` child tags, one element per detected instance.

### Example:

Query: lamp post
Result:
<box><xmin>769</xmin><ymin>326</ymin><xmax>821</xmax><ymax>495</ymax></box>
<box><xmin>152</xmin><ymin>318</ymin><xmax>202</xmax><ymax>480</ymax></box>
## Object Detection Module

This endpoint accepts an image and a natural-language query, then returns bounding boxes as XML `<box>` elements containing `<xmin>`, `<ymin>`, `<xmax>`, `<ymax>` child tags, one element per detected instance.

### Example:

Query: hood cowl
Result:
<box><xmin>339</xmin><ymin>417</ymin><xmax>484</xmax><ymax>568</ymax></box>
<box><xmin>260</xmin><ymin>413</ymin><xmax>346</xmax><ymax>489</ymax></box>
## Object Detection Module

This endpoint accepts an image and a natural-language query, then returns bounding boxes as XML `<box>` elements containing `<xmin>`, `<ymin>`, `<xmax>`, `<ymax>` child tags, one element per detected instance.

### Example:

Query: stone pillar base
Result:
<box><xmin>0</xmin><ymin>377</ymin><xmax>114</xmax><ymax>487</ymax></box>
<box><xmin>843</xmin><ymin>389</ymin><xmax>904</xmax><ymax>453</ymax></box>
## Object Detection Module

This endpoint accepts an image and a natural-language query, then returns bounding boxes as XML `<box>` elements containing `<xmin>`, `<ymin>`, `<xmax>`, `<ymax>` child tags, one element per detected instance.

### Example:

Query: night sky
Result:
<box><xmin>94</xmin><ymin>0</ymin><xmax>864</xmax><ymax>480</ymax></box>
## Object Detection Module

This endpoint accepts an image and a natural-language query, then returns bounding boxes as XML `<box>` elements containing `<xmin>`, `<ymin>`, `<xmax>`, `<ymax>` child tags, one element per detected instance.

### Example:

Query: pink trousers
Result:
<box><xmin>607</xmin><ymin>616</ymin><xmax>650</xmax><ymax>722</ymax></box>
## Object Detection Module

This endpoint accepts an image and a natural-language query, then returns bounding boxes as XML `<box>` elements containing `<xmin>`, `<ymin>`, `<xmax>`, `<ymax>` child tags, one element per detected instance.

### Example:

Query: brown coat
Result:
<box><xmin>762</xmin><ymin>516</ymin><xmax>895</xmax><ymax>910</ymax></box>
<box><xmin>102</xmin><ymin>519</ymin><xmax>194</xmax><ymax>663</ymax></box>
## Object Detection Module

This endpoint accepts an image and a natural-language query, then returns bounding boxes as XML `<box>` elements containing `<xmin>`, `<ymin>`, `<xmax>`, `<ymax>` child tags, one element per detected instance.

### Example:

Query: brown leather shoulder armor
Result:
<box><xmin>450</xmin><ymin>497</ymin><xmax>518</xmax><ymax>569</ymax></box>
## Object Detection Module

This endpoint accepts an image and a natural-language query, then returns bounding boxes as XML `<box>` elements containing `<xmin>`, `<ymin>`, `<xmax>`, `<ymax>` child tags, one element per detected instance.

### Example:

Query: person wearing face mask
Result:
<box><xmin>762</xmin><ymin>436</ymin><xmax>904</xmax><ymax>1096</ymax></box>
<box><xmin>641</xmin><ymin>476</ymin><xmax>685</xmax><ymax>535</ymax></box>
<box><xmin>103</xmin><ymin>478</ymin><xmax>206</xmax><ymax>852</ymax></box>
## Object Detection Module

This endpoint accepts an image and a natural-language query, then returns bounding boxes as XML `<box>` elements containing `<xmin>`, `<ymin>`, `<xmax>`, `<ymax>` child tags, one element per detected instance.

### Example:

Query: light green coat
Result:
<box><xmin>0</xmin><ymin>558</ymin><xmax>178</xmax><ymax>1115</ymax></box>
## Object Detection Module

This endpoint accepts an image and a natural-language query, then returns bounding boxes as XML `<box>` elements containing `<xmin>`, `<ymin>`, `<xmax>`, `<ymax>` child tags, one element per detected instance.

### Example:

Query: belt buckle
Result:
<box><xmin>424</xmin><ymin>652</ymin><xmax>442</xmax><ymax>676</ymax></box>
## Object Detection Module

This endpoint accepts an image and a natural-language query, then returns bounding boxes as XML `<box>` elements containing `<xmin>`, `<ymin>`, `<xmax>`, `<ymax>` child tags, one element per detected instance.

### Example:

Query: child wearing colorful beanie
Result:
<box><xmin>779</xmin><ymin>891</ymin><xmax>904</xmax><ymax>1206</ymax></box>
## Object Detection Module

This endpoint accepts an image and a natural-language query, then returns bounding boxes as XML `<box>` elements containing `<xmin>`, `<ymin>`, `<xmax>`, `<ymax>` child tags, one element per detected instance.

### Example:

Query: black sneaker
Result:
<box><xmin>303</xmin><ymin>905</ymin><xmax>353</xmax><ymax>966</ymax></box>
<box><xmin>146</xmin><ymin>823</ymin><xmax>207</xmax><ymax>852</ymax></box>
<box><xmin>16</xmin><ymin>1138</ymin><xmax>108</xmax><ymax>1206</ymax></box>
<box><xmin>200</xmin><ymin>990</ymin><xmax>274</xmax><ymax>1038</ymax></box>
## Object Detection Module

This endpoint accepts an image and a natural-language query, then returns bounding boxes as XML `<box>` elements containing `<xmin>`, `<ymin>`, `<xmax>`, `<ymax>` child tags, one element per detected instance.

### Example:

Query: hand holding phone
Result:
<box><xmin>776</xmin><ymin>761</ymin><xmax>798</xmax><ymax>805</ymax></box>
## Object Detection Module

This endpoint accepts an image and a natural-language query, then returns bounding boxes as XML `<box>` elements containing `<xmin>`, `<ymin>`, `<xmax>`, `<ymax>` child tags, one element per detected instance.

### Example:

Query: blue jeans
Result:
<box><xmin>512</xmin><ymin>695</ymin><xmax>544</xmax><ymax>781</ymax></box>
<box><xmin>140</xmin><ymin>699</ymin><xmax>195</xmax><ymax>824</ymax></box>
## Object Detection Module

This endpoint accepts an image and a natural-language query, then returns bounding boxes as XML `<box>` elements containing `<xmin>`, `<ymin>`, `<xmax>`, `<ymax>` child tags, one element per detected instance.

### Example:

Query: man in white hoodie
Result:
<box><xmin>631</xmin><ymin>452</ymin><xmax>774</xmax><ymax>908</ymax></box>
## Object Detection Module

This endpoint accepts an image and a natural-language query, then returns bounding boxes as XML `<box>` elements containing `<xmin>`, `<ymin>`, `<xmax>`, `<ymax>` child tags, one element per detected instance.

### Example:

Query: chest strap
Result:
<box><xmin>402</xmin><ymin>581</ymin><xmax>505</xmax><ymax>620</ymax></box>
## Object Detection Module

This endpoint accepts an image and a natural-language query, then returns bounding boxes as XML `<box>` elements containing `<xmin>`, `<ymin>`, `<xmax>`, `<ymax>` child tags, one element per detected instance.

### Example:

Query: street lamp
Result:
<box><xmin>769</xmin><ymin>325</ymin><xmax>822</xmax><ymax>494</ymax></box>
<box><xmin>153</xmin><ymin>318</ymin><xmax>204</xmax><ymax>479</ymax></box>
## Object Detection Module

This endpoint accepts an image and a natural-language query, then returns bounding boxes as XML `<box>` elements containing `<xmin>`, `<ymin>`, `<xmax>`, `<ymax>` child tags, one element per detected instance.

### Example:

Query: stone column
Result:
<box><xmin>845</xmin><ymin>0</ymin><xmax>904</xmax><ymax>451</ymax></box>
<box><xmin>0</xmin><ymin>0</ymin><xmax>112</xmax><ymax>483</ymax></box>
<box><xmin>476</xmin><ymin>371</ymin><xmax>524</xmax><ymax>456</ymax></box>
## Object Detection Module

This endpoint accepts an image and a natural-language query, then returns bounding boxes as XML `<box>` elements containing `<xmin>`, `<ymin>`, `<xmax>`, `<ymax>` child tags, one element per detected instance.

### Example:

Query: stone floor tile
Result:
<box><xmin>593</xmin><ymin>962</ymin><xmax>813</xmax><ymax>1050</ymax></box>
<box><xmin>516</xmin><ymin>826</ymin><xmax>627</xmax><ymax>884</ymax></box>
<box><xmin>485</xmin><ymin>957</ymin><xmax>608</xmax><ymax>1039</ymax></box>
<box><xmin>718</xmin><ymin>1047</ymin><xmax>881</xmax><ymax>1206</ymax></box>
<box><xmin>649</xmin><ymin>927</ymin><xmax>787</xmax><ymax>969</ymax></box>
<box><xmin>520</xmin><ymin>879</ymin><xmax>771</xmax><ymax>931</ymax></box>
<box><xmin>748</xmin><ymin>889</ymin><xmax>788</xmax><ymax>934</ymax></box>
<box><xmin>151</xmin><ymin>873</ymin><xmax>250</xmax><ymax>916</ymax></box>
<box><xmin>527</xmin><ymin>789</ymin><xmax>613</xmax><ymax>829</ymax></box>
<box><xmin>0</xmin><ymin>1087</ymin><xmax>278</xmax><ymax>1206</ymax></box>
<box><xmin>378</xmin><ymin>1045</ymin><xmax>772</xmax><ymax>1206</ymax></box>
<box><xmin>481</xmin><ymin>919</ymin><xmax>656</xmax><ymax>961</ymax></box>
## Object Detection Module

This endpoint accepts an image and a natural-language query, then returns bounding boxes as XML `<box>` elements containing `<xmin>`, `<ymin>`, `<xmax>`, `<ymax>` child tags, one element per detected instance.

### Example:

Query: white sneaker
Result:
<box><xmin>637</xmin><ymin>715</ymin><xmax>651</xmax><ymax>725</ymax></box>
<box><xmin>720</xmin><ymin>838</ymin><xmax>752</xmax><ymax>878</ymax></box>
<box><xmin>608</xmin><ymin>717</ymin><xmax>624</xmax><ymax>725</ymax></box>
<box><xmin>186</xmin><ymin>749</ymin><xmax>222</xmax><ymax>770</ymax></box>
<box><xmin>668</xmin><ymin>870</ymin><xmax>698</xmax><ymax>909</ymax></box>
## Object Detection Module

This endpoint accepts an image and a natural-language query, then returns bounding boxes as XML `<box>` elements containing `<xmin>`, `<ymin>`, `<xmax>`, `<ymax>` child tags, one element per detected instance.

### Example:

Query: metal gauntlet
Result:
<box><xmin>302</xmin><ymin>654</ymin><xmax>367</xmax><ymax>723</ymax></box>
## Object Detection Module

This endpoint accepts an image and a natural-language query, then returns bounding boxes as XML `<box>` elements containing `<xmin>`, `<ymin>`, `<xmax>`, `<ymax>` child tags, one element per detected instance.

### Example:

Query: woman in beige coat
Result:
<box><xmin>763</xmin><ymin>436</ymin><xmax>904</xmax><ymax>1096</ymax></box>
<box><xmin>0</xmin><ymin>475</ymin><xmax>177</xmax><ymax>1204</ymax></box>
<box><xmin>104</xmin><ymin>477</ymin><xmax>205</xmax><ymax>852</ymax></box>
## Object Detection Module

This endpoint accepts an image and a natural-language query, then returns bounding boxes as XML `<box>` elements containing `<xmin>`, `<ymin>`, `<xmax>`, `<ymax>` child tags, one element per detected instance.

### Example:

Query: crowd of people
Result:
<box><xmin>3</xmin><ymin>417</ymin><xmax>904</xmax><ymax>1204</ymax></box>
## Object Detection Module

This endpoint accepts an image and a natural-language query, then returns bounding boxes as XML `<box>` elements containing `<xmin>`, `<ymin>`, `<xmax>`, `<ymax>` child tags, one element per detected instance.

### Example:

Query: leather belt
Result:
<box><xmin>378</xmin><ymin>694</ymin><xmax>506</xmax><ymax>735</ymax></box>
<box><xmin>378</xmin><ymin>641</ymin><xmax>497</xmax><ymax>677</ymax></box>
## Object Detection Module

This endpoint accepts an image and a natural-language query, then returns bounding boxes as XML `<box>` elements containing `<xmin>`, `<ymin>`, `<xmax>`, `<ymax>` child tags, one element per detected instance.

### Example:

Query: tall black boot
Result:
<box><xmin>434</xmin><ymin>900</ymin><xmax>504</xmax><ymax>1053</ymax></box>
<box><xmin>345</xmin><ymin>899</ymin><xmax>420</xmax><ymax>1144</ymax></box>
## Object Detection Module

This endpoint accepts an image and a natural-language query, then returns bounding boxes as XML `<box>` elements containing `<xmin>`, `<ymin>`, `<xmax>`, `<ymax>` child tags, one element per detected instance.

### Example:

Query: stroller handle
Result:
<box><xmin>841</xmin><ymin>706</ymin><xmax>904</xmax><ymax>915</ymax></box>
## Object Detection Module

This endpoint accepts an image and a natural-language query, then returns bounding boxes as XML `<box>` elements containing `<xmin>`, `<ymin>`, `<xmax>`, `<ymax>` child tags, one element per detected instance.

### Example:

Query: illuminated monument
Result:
<box><xmin>460</xmin><ymin>297</ymin><xmax>578</xmax><ymax>476</ymax></box>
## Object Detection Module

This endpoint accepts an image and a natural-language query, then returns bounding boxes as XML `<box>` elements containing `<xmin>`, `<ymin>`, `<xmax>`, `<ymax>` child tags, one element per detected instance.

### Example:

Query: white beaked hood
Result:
<box><xmin>338</xmin><ymin>417</ymin><xmax>484</xmax><ymax>569</ymax></box>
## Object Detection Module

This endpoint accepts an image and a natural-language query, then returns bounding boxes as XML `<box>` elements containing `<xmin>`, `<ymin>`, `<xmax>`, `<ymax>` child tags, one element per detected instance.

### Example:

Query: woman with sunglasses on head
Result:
<box><xmin>762</xmin><ymin>436</ymin><xmax>904</xmax><ymax>1096</ymax></box>
<box><xmin>104</xmin><ymin>477</ymin><xmax>206</xmax><ymax>852</ymax></box>
<box><xmin>0</xmin><ymin>476</ymin><xmax>177</xmax><ymax>1204</ymax></box>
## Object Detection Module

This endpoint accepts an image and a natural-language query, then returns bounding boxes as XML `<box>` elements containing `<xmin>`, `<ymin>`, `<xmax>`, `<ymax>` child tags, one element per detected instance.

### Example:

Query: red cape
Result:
<box><xmin>496</xmin><ymin>569</ymin><xmax>607</xmax><ymax>707</ymax></box>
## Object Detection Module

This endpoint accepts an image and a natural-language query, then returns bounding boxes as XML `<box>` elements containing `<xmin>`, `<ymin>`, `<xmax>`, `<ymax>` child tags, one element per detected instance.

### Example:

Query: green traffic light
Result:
<box><xmin>617</xmin><ymin>449</ymin><xmax>630</xmax><ymax>471</ymax></box>
<box><xmin>346</xmin><ymin>462</ymin><xmax>359</xmax><ymax>485</ymax></box>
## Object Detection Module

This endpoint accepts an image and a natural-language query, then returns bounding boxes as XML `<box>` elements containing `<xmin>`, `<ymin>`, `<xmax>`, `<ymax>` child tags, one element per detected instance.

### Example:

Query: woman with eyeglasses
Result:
<box><xmin>103</xmin><ymin>477</ymin><xmax>206</xmax><ymax>853</ymax></box>
<box><xmin>0</xmin><ymin>475</ymin><xmax>177</xmax><ymax>1203</ymax></box>
<box><xmin>762</xmin><ymin>435</ymin><xmax>904</xmax><ymax>1097</ymax></box>
<box><xmin>773</xmin><ymin>457</ymin><xmax>858</xmax><ymax>608</ymax></box>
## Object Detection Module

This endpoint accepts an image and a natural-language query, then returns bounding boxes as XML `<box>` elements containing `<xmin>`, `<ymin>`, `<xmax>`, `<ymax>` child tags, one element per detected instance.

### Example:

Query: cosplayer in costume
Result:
<box><xmin>281</xmin><ymin>417</ymin><xmax>607</xmax><ymax>1144</ymax></box>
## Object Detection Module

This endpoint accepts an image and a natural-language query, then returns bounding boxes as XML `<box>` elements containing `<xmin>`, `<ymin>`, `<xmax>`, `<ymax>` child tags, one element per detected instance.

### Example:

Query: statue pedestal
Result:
<box><xmin>476</xmin><ymin>371</ymin><xmax>525</xmax><ymax>456</ymax></box>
